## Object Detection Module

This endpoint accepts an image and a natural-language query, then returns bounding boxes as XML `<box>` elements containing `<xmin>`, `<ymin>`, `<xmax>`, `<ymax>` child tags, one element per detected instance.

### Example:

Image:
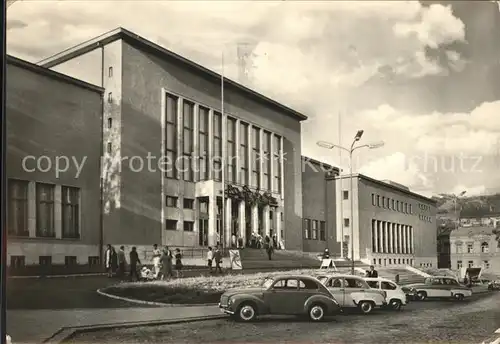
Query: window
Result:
<box><xmin>8</xmin><ymin>179</ymin><xmax>29</xmax><ymax>237</ymax></box>
<box><xmin>467</xmin><ymin>243</ymin><xmax>473</xmax><ymax>253</ymax></box>
<box><xmin>36</xmin><ymin>183</ymin><xmax>55</xmax><ymax>238</ymax></box>
<box><xmin>345</xmin><ymin>278</ymin><xmax>367</xmax><ymax>288</ymax></box>
<box><xmin>396</xmin><ymin>200</ymin><xmax>400</xmax><ymax>212</ymax></box>
<box><xmin>303</xmin><ymin>218</ymin><xmax>311</xmax><ymax>239</ymax></box>
<box><xmin>165</xmin><ymin>94</ymin><xmax>178</xmax><ymax>179</ymax></box>
<box><xmin>183</xmin><ymin>221</ymin><xmax>194</xmax><ymax>231</ymax></box>
<box><xmin>327</xmin><ymin>277</ymin><xmax>343</xmax><ymax>288</ymax></box>
<box><xmin>108</xmin><ymin>66</ymin><xmax>113</xmax><ymax>77</ymax></box>
<box><xmin>166</xmin><ymin>220</ymin><xmax>177</xmax><ymax>230</ymax></box>
<box><xmin>382</xmin><ymin>196</ymin><xmax>385</xmax><ymax>208</ymax></box>
<box><xmin>456</xmin><ymin>260</ymin><xmax>462</xmax><ymax>269</ymax></box>
<box><xmin>65</xmin><ymin>256</ymin><xmax>77</xmax><ymax>266</ymax></box>
<box><xmin>183</xmin><ymin>198</ymin><xmax>194</xmax><ymax>209</ymax></box>
<box><xmin>10</xmin><ymin>256</ymin><xmax>25</xmax><ymax>268</ymax></box>
<box><xmin>262</xmin><ymin>131</ymin><xmax>271</xmax><ymax>190</ymax></box>
<box><xmin>166</xmin><ymin>196</ymin><xmax>178</xmax><ymax>207</ymax></box>
<box><xmin>468</xmin><ymin>260</ymin><xmax>474</xmax><ymax>268</ymax></box>
<box><xmin>239</xmin><ymin>122</ymin><xmax>249</xmax><ymax>184</ymax></box>
<box><xmin>286</xmin><ymin>279</ymin><xmax>299</xmax><ymax>289</ymax></box>
<box><xmin>391</xmin><ymin>199</ymin><xmax>395</xmax><ymax>210</ymax></box>
<box><xmin>272</xmin><ymin>135</ymin><xmax>282</xmax><ymax>193</ymax></box>
<box><xmin>88</xmin><ymin>256</ymin><xmax>100</xmax><ymax>266</ymax></box>
<box><xmin>107</xmin><ymin>142</ymin><xmax>112</xmax><ymax>153</ymax></box>
<box><xmin>213</xmin><ymin>112</ymin><xmax>222</xmax><ymax>181</ymax></box>
<box><xmin>377</xmin><ymin>195</ymin><xmax>380</xmax><ymax>206</ymax></box>
<box><xmin>456</xmin><ymin>244</ymin><xmax>463</xmax><ymax>254</ymax></box>
<box><xmin>312</xmin><ymin>220</ymin><xmax>318</xmax><ymax>240</ymax></box>
<box><xmin>481</xmin><ymin>242</ymin><xmax>489</xmax><ymax>253</ymax></box>
<box><xmin>199</xmin><ymin>198</ymin><xmax>209</xmax><ymax>213</ymax></box>
<box><xmin>319</xmin><ymin>221</ymin><xmax>326</xmax><ymax>241</ymax></box>
<box><xmin>251</xmin><ymin>126</ymin><xmax>260</xmax><ymax>188</ymax></box>
<box><xmin>39</xmin><ymin>256</ymin><xmax>52</xmax><ymax>266</ymax></box>
<box><xmin>484</xmin><ymin>260</ymin><xmax>490</xmax><ymax>269</ymax></box>
<box><xmin>404</xmin><ymin>203</ymin><xmax>408</xmax><ymax>213</ymax></box>
<box><xmin>366</xmin><ymin>281</ymin><xmax>379</xmax><ymax>288</ymax></box>
<box><xmin>343</xmin><ymin>190</ymin><xmax>349</xmax><ymax>200</ymax></box>
<box><xmin>300</xmin><ymin>279</ymin><xmax>319</xmax><ymax>290</ymax></box>
<box><xmin>107</xmin><ymin>92</ymin><xmax>112</xmax><ymax>103</ymax></box>
<box><xmin>227</xmin><ymin>117</ymin><xmax>237</xmax><ymax>184</ymax></box>
<box><xmin>409</xmin><ymin>204</ymin><xmax>412</xmax><ymax>214</ymax></box>
<box><xmin>107</xmin><ymin>117</ymin><xmax>112</xmax><ymax>128</ymax></box>
<box><xmin>198</xmin><ymin>106</ymin><xmax>209</xmax><ymax>181</ymax></box>
<box><xmin>371</xmin><ymin>193</ymin><xmax>376</xmax><ymax>206</ymax></box>
<box><xmin>61</xmin><ymin>186</ymin><xmax>80</xmax><ymax>239</ymax></box>
<box><xmin>344</xmin><ymin>218</ymin><xmax>350</xmax><ymax>227</ymax></box>
<box><xmin>182</xmin><ymin>100</ymin><xmax>194</xmax><ymax>181</ymax></box>
<box><xmin>381</xmin><ymin>282</ymin><xmax>397</xmax><ymax>290</ymax></box>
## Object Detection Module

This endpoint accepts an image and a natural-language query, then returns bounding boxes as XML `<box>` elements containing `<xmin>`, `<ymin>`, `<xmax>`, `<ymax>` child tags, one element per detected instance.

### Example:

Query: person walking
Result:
<box><xmin>207</xmin><ymin>246</ymin><xmax>213</xmax><ymax>273</ymax></box>
<box><xmin>117</xmin><ymin>246</ymin><xmax>126</xmax><ymax>278</ymax></box>
<box><xmin>266</xmin><ymin>240</ymin><xmax>274</xmax><ymax>260</ymax></box>
<box><xmin>366</xmin><ymin>265</ymin><xmax>378</xmax><ymax>277</ymax></box>
<box><xmin>174</xmin><ymin>248</ymin><xmax>183</xmax><ymax>278</ymax></box>
<box><xmin>214</xmin><ymin>245</ymin><xmax>223</xmax><ymax>274</ymax></box>
<box><xmin>111</xmin><ymin>246</ymin><xmax>118</xmax><ymax>276</ymax></box>
<box><xmin>105</xmin><ymin>244</ymin><xmax>112</xmax><ymax>277</ymax></box>
<box><xmin>129</xmin><ymin>247</ymin><xmax>141</xmax><ymax>281</ymax></box>
<box><xmin>152</xmin><ymin>244</ymin><xmax>161</xmax><ymax>279</ymax></box>
<box><xmin>161</xmin><ymin>246</ymin><xmax>173</xmax><ymax>280</ymax></box>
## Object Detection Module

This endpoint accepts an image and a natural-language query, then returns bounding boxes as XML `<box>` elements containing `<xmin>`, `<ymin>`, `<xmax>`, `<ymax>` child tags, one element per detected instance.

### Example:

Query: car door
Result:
<box><xmin>326</xmin><ymin>277</ymin><xmax>346</xmax><ymax>306</ymax></box>
<box><xmin>265</xmin><ymin>278</ymin><xmax>302</xmax><ymax>314</ymax></box>
<box><xmin>381</xmin><ymin>281</ymin><xmax>398</xmax><ymax>301</ymax></box>
<box><xmin>296</xmin><ymin>279</ymin><xmax>322</xmax><ymax>315</ymax></box>
<box><xmin>343</xmin><ymin>277</ymin><xmax>367</xmax><ymax>306</ymax></box>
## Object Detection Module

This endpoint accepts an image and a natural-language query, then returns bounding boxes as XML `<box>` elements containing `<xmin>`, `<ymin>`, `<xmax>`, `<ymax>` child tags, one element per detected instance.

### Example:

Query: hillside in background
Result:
<box><xmin>436</xmin><ymin>193</ymin><xmax>500</xmax><ymax>218</ymax></box>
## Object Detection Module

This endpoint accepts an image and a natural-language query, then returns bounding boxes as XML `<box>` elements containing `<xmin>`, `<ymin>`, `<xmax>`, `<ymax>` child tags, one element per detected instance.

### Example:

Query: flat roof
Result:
<box><xmin>37</xmin><ymin>27</ymin><xmax>308</xmax><ymax>122</ymax></box>
<box><xmin>302</xmin><ymin>156</ymin><xmax>340</xmax><ymax>173</ymax></box>
<box><xmin>336</xmin><ymin>173</ymin><xmax>437</xmax><ymax>204</ymax></box>
<box><xmin>7</xmin><ymin>55</ymin><xmax>104</xmax><ymax>94</ymax></box>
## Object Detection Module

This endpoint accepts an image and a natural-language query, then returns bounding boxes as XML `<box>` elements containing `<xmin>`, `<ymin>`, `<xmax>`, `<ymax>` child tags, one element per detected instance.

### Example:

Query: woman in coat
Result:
<box><xmin>160</xmin><ymin>247</ymin><xmax>173</xmax><ymax>279</ymax></box>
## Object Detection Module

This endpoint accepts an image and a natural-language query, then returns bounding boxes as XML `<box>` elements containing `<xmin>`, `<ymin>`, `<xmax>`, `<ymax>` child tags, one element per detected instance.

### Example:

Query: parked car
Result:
<box><xmin>364</xmin><ymin>277</ymin><xmax>407</xmax><ymax>310</ymax></box>
<box><xmin>480</xmin><ymin>327</ymin><xmax>500</xmax><ymax>344</ymax></box>
<box><xmin>317</xmin><ymin>274</ymin><xmax>387</xmax><ymax>314</ymax></box>
<box><xmin>218</xmin><ymin>275</ymin><xmax>342</xmax><ymax>322</ymax></box>
<box><xmin>406</xmin><ymin>276</ymin><xmax>473</xmax><ymax>301</ymax></box>
<box><xmin>488</xmin><ymin>281</ymin><xmax>500</xmax><ymax>291</ymax></box>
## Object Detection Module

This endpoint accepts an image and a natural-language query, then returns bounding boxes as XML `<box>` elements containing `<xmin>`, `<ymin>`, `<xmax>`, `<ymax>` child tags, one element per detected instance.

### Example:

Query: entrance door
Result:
<box><xmin>198</xmin><ymin>219</ymin><xmax>208</xmax><ymax>246</ymax></box>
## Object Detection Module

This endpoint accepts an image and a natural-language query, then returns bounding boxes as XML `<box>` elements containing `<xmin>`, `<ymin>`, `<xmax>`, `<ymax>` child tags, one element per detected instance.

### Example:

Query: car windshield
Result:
<box><xmin>261</xmin><ymin>278</ymin><xmax>275</xmax><ymax>289</ymax></box>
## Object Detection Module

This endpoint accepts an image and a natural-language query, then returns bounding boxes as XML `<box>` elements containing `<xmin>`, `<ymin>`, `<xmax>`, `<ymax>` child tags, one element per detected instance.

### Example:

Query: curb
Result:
<box><xmin>43</xmin><ymin>314</ymin><xmax>227</xmax><ymax>344</ymax></box>
<box><xmin>96</xmin><ymin>288</ymin><xmax>218</xmax><ymax>307</ymax></box>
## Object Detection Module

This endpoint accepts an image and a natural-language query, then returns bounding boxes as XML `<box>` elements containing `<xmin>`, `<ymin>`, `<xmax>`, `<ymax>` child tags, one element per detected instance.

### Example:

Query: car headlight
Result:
<box><xmin>227</xmin><ymin>298</ymin><xmax>233</xmax><ymax>306</ymax></box>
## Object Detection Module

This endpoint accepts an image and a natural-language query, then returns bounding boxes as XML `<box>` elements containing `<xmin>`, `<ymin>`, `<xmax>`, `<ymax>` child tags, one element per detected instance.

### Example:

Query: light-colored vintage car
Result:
<box><xmin>364</xmin><ymin>277</ymin><xmax>408</xmax><ymax>310</ymax></box>
<box><xmin>480</xmin><ymin>327</ymin><xmax>500</xmax><ymax>344</ymax></box>
<box><xmin>407</xmin><ymin>276</ymin><xmax>473</xmax><ymax>301</ymax></box>
<box><xmin>317</xmin><ymin>274</ymin><xmax>387</xmax><ymax>314</ymax></box>
<box><xmin>219</xmin><ymin>275</ymin><xmax>342</xmax><ymax>322</ymax></box>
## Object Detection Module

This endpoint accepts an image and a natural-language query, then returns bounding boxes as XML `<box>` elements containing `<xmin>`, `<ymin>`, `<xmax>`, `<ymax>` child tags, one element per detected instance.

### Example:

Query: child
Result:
<box><xmin>175</xmin><ymin>248</ymin><xmax>183</xmax><ymax>278</ymax></box>
<box><xmin>207</xmin><ymin>246</ymin><xmax>213</xmax><ymax>273</ymax></box>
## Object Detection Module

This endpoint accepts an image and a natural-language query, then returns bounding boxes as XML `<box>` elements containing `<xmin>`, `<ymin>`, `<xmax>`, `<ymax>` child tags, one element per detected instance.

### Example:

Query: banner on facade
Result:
<box><xmin>229</xmin><ymin>250</ymin><xmax>242</xmax><ymax>270</ymax></box>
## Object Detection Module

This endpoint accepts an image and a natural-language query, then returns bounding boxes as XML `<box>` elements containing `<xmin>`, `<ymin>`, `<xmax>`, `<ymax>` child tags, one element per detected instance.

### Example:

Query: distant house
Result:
<box><xmin>459</xmin><ymin>213</ymin><xmax>500</xmax><ymax>228</ymax></box>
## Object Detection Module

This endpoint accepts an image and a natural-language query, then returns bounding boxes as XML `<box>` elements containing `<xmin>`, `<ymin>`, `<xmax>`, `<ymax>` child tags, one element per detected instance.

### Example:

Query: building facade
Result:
<box><xmin>6</xmin><ymin>56</ymin><xmax>103</xmax><ymax>269</ymax></box>
<box><xmin>459</xmin><ymin>214</ymin><xmax>500</xmax><ymax>228</ymax></box>
<box><xmin>450</xmin><ymin>226</ymin><xmax>500</xmax><ymax>275</ymax></box>
<box><xmin>335</xmin><ymin>174</ymin><xmax>438</xmax><ymax>267</ymax></box>
<box><xmin>38</xmin><ymin>27</ymin><xmax>307</xmax><ymax>254</ymax></box>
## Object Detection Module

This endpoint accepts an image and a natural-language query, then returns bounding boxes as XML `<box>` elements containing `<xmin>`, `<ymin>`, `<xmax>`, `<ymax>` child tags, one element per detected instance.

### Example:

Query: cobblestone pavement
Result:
<box><xmin>69</xmin><ymin>293</ymin><xmax>500</xmax><ymax>344</ymax></box>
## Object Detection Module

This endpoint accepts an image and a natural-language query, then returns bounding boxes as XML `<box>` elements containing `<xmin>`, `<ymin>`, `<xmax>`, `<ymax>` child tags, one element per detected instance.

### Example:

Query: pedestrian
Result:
<box><xmin>395</xmin><ymin>274</ymin><xmax>400</xmax><ymax>284</ymax></box>
<box><xmin>117</xmin><ymin>246</ymin><xmax>126</xmax><ymax>278</ymax></box>
<box><xmin>111</xmin><ymin>246</ymin><xmax>118</xmax><ymax>276</ymax></box>
<box><xmin>152</xmin><ymin>244</ymin><xmax>161</xmax><ymax>279</ymax></box>
<box><xmin>232</xmin><ymin>233</ymin><xmax>236</xmax><ymax>248</ymax></box>
<box><xmin>207</xmin><ymin>246</ymin><xmax>213</xmax><ymax>273</ymax></box>
<box><xmin>161</xmin><ymin>246</ymin><xmax>173</xmax><ymax>279</ymax></box>
<box><xmin>105</xmin><ymin>244</ymin><xmax>112</xmax><ymax>277</ymax></box>
<box><xmin>129</xmin><ymin>246</ymin><xmax>141</xmax><ymax>282</ymax></box>
<box><xmin>366</xmin><ymin>265</ymin><xmax>378</xmax><ymax>277</ymax></box>
<box><xmin>214</xmin><ymin>245</ymin><xmax>223</xmax><ymax>273</ymax></box>
<box><xmin>266</xmin><ymin>241</ymin><xmax>274</xmax><ymax>260</ymax></box>
<box><xmin>272</xmin><ymin>234</ymin><xmax>277</xmax><ymax>249</ymax></box>
<box><xmin>322</xmin><ymin>248</ymin><xmax>330</xmax><ymax>259</ymax></box>
<box><xmin>175</xmin><ymin>248</ymin><xmax>183</xmax><ymax>278</ymax></box>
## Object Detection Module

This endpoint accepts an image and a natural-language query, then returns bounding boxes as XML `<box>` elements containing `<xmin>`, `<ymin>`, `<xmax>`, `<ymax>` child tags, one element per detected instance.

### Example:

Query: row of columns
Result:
<box><xmin>372</xmin><ymin>220</ymin><xmax>414</xmax><ymax>254</ymax></box>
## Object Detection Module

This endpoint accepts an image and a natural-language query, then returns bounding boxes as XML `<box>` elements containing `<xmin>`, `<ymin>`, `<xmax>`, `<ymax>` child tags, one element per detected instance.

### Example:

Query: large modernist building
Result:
<box><xmin>333</xmin><ymin>174</ymin><xmax>438</xmax><ymax>267</ymax></box>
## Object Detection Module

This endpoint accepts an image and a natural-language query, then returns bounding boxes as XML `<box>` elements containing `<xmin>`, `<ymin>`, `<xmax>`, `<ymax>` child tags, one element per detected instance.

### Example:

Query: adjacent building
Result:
<box><xmin>334</xmin><ymin>174</ymin><xmax>438</xmax><ymax>267</ymax></box>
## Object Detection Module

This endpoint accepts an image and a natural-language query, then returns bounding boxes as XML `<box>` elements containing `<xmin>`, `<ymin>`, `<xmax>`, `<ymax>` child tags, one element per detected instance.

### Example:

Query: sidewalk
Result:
<box><xmin>7</xmin><ymin>306</ymin><xmax>221</xmax><ymax>343</ymax></box>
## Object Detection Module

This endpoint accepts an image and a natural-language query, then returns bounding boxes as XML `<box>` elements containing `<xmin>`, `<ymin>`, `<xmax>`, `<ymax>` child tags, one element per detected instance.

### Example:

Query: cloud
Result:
<box><xmin>451</xmin><ymin>184</ymin><xmax>486</xmax><ymax>197</ymax></box>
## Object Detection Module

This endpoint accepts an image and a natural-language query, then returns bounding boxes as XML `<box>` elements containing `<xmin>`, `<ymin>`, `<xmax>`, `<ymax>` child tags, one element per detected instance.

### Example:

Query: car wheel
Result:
<box><xmin>308</xmin><ymin>304</ymin><xmax>326</xmax><ymax>322</ymax></box>
<box><xmin>390</xmin><ymin>299</ymin><xmax>402</xmax><ymax>311</ymax></box>
<box><xmin>358</xmin><ymin>301</ymin><xmax>374</xmax><ymax>314</ymax></box>
<box><xmin>416</xmin><ymin>291</ymin><xmax>427</xmax><ymax>301</ymax></box>
<box><xmin>236</xmin><ymin>303</ymin><xmax>257</xmax><ymax>322</ymax></box>
<box><xmin>454</xmin><ymin>293</ymin><xmax>464</xmax><ymax>301</ymax></box>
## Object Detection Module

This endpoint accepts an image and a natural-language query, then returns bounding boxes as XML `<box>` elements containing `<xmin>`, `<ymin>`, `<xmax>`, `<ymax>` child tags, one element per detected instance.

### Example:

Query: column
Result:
<box><xmin>279</xmin><ymin>136</ymin><xmax>285</xmax><ymax>199</ymax></box>
<box><xmin>372</xmin><ymin>220</ymin><xmax>377</xmax><ymax>253</ymax></box>
<box><xmin>403</xmin><ymin>225</ymin><xmax>408</xmax><ymax>254</ymax></box>
<box><xmin>247</xmin><ymin>124</ymin><xmax>253</xmax><ymax>187</ymax></box>
<box><xmin>398</xmin><ymin>224</ymin><xmax>403</xmax><ymax>254</ymax></box>
<box><xmin>55</xmin><ymin>185</ymin><xmax>62</xmax><ymax>239</ymax></box>
<box><xmin>225</xmin><ymin>198</ymin><xmax>232</xmax><ymax>247</ymax></box>
<box><xmin>388</xmin><ymin>222</ymin><xmax>393</xmax><ymax>253</ymax></box>
<box><xmin>235</xmin><ymin>119</ymin><xmax>241</xmax><ymax>184</ymax></box>
<box><xmin>251</xmin><ymin>204</ymin><xmax>259</xmax><ymax>234</ymax></box>
<box><xmin>238</xmin><ymin>201</ymin><xmax>246</xmax><ymax>246</ymax></box>
<box><xmin>28</xmin><ymin>181</ymin><xmax>36</xmax><ymax>237</ymax></box>
<box><xmin>263</xmin><ymin>205</ymin><xmax>271</xmax><ymax>237</ymax></box>
<box><xmin>410</xmin><ymin>226</ymin><xmax>414</xmax><ymax>254</ymax></box>
<box><xmin>176</xmin><ymin>97</ymin><xmax>183</xmax><ymax>180</ymax></box>
<box><xmin>193</xmin><ymin>104</ymin><xmax>199</xmax><ymax>181</ymax></box>
<box><xmin>383</xmin><ymin>221</ymin><xmax>388</xmax><ymax>253</ymax></box>
<box><xmin>207</xmin><ymin>109</ymin><xmax>214</xmax><ymax>180</ymax></box>
<box><xmin>276</xmin><ymin>209</ymin><xmax>282</xmax><ymax>244</ymax></box>
<box><xmin>259</xmin><ymin>128</ymin><xmax>264</xmax><ymax>189</ymax></box>
<box><xmin>208</xmin><ymin>195</ymin><xmax>217</xmax><ymax>246</ymax></box>
<box><xmin>377</xmin><ymin>220</ymin><xmax>381</xmax><ymax>252</ymax></box>
<box><xmin>270</xmin><ymin>133</ymin><xmax>275</xmax><ymax>192</ymax></box>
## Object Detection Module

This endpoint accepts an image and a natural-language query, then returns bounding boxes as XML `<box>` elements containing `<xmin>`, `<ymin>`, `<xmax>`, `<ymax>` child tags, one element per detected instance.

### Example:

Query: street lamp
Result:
<box><xmin>453</xmin><ymin>191</ymin><xmax>467</xmax><ymax>230</ymax></box>
<box><xmin>317</xmin><ymin>133</ymin><xmax>384</xmax><ymax>275</ymax></box>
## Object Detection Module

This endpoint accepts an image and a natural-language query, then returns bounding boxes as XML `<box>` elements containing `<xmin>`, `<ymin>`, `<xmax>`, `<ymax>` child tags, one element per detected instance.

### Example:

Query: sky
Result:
<box><xmin>7</xmin><ymin>0</ymin><xmax>500</xmax><ymax>198</ymax></box>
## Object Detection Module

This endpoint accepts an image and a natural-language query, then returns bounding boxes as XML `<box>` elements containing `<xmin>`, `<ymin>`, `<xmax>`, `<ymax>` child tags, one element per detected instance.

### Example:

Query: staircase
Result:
<box><xmin>377</xmin><ymin>267</ymin><xmax>425</xmax><ymax>285</ymax></box>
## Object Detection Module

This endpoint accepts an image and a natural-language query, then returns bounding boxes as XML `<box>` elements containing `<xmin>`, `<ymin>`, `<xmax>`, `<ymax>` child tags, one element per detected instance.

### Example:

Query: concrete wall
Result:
<box><xmin>6</xmin><ymin>60</ymin><xmax>102</xmax><ymax>265</ymax></box>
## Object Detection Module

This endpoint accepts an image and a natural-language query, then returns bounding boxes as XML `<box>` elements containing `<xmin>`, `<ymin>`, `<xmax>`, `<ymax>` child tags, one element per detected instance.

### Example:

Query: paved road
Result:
<box><xmin>69</xmin><ymin>293</ymin><xmax>500</xmax><ymax>344</ymax></box>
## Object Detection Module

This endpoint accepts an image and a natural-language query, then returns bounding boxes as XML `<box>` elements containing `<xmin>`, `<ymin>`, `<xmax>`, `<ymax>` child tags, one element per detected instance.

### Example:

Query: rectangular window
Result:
<box><xmin>377</xmin><ymin>195</ymin><xmax>380</xmax><ymax>207</ymax></box>
<box><xmin>312</xmin><ymin>220</ymin><xmax>318</xmax><ymax>240</ymax></box>
<box><xmin>227</xmin><ymin>117</ymin><xmax>237</xmax><ymax>184</ymax></box>
<box><xmin>39</xmin><ymin>256</ymin><xmax>52</xmax><ymax>266</ymax></box>
<box><xmin>10</xmin><ymin>256</ymin><xmax>25</xmax><ymax>268</ymax></box>
<box><xmin>166</xmin><ymin>196</ymin><xmax>178</xmax><ymax>207</ymax></box>
<box><xmin>198</xmin><ymin>106</ymin><xmax>210</xmax><ymax>181</ymax></box>
<box><xmin>272</xmin><ymin>134</ymin><xmax>282</xmax><ymax>193</ymax></box>
<box><xmin>251</xmin><ymin>126</ymin><xmax>261</xmax><ymax>188</ymax></box>
<box><xmin>213</xmin><ymin>112</ymin><xmax>222</xmax><ymax>181</ymax></box>
<box><xmin>88</xmin><ymin>256</ymin><xmax>100</xmax><ymax>266</ymax></box>
<box><xmin>382</xmin><ymin>196</ymin><xmax>385</xmax><ymax>208</ymax></box>
<box><xmin>371</xmin><ymin>193</ymin><xmax>376</xmax><ymax>206</ymax></box>
<box><xmin>409</xmin><ymin>204</ymin><xmax>412</xmax><ymax>214</ymax></box>
<box><xmin>36</xmin><ymin>183</ymin><xmax>55</xmax><ymax>238</ymax></box>
<box><xmin>319</xmin><ymin>221</ymin><xmax>326</xmax><ymax>241</ymax></box>
<box><xmin>343</xmin><ymin>191</ymin><xmax>349</xmax><ymax>200</ymax></box>
<box><xmin>457</xmin><ymin>260</ymin><xmax>463</xmax><ymax>269</ymax></box>
<box><xmin>165</xmin><ymin>94</ymin><xmax>178</xmax><ymax>179</ymax></box>
<box><xmin>8</xmin><ymin>179</ymin><xmax>29</xmax><ymax>237</ymax></box>
<box><xmin>303</xmin><ymin>218</ymin><xmax>311</xmax><ymax>239</ymax></box>
<box><xmin>467</xmin><ymin>243</ymin><xmax>473</xmax><ymax>253</ymax></box>
<box><xmin>344</xmin><ymin>218</ymin><xmax>350</xmax><ymax>227</ymax></box>
<box><xmin>262</xmin><ymin>131</ymin><xmax>271</xmax><ymax>190</ymax></box>
<box><xmin>183</xmin><ymin>221</ymin><xmax>194</xmax><ymax>232</ymax></box>
<box><xmin>199</xmin><ymin>198</ymin><xmax>209</xmax><ymax>213</ymax></box>
<box><xmin>391</xmin><ymin>199</ymin><xmax>395</xmax><ymax>210</ymax></box>
<box><xmin>396</xmin><ymin>200</ymin><xmax>400</xmax><ymax>212</ymax></box>
<box><xmin>166</xmin><ymin>220</ymin><xmax>177</xmax><ymax>230</ymax></box>
<box><xmin>65</xmin><ymin>256</ymin><xmax>77</xmax><ymax>266</ymax></box>
<box><xmin>182</xmin><ymin>100</ymin><xmax>194</xmax><ymax>181</ymax></box>
<box><xmin>239</xmin><ymin>122</ymin><xmax>249</xmax><ymax>185</ymax></box>
<box><xmin>484</xmin><ymin>260</ymin><xmax>490</xmax><ymax>269</ymax></box>
<box><xmin>183</xmin><ymin>198</ymin><xmax>194</xmax><ymax>209</ymax></box>
<box><xmin>61</xmin><ymin>186</ymin><xmax>80</xmax><ymax>239</ymax></box>
<box><xmin>468</xmin><ymin>260</ymin><xmax>473</xmax><ymax>268</ymax></box>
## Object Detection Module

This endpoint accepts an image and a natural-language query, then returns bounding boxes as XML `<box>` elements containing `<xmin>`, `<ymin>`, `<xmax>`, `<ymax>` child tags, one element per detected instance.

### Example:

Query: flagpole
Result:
<box><xmin>220</xmin><ymin>51</ymin><xmax>226</xmax><ymax>249</ymax></box>
<box><xmin>339</xmin><ymin>111</ymin><xmax>344</xmax><ymax>259</ymax></box>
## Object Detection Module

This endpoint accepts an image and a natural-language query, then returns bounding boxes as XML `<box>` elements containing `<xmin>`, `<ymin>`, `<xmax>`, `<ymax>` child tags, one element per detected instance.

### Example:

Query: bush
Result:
<box><xmin>101</xmin><ymin>269</ymin><xmax>322</xmax><ymax>305</ymax></box>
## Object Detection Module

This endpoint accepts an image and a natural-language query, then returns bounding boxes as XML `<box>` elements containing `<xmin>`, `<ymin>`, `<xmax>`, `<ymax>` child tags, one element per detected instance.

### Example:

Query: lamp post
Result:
<box><xmin>317</xmin><ymin>133</ymin><xmax>384</xmax><ymax>274</ymax></box>
<box><xmin>454</xmin><ymin>191</ymin><xmax>467</xmax><ymax>231</ymax></box>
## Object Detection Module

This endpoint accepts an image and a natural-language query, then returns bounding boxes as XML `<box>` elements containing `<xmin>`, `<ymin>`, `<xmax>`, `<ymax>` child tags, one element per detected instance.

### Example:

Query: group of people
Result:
<box><xmin>248</xmin><ymin>232</ymin><xmax>280</xmax><ymax>250</ymax></box>
<box><xmin>104</xmin><ymin>244</ymin><xmax>183</xmax><ymax>281</ymax></box>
